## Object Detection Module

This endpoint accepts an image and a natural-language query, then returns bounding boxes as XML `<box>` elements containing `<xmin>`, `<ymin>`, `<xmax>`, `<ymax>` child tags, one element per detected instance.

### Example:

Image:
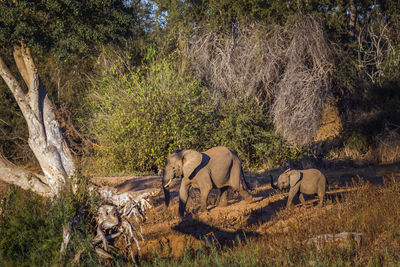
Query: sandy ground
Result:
<box><xmin>90</xmin><ymin>162</ymin><xmax>400</xmax><ymax>258</ymax></box>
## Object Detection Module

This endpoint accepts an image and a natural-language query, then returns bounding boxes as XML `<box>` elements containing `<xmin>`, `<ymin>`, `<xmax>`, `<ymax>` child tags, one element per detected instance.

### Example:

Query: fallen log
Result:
<box><xmin>304</xmin><ymin>232</ymin><xmax>362</xmax><ymax>247</ymax></box>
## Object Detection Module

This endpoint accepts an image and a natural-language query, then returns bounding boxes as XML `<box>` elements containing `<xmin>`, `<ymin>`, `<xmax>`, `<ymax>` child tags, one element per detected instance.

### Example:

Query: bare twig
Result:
<box><xmin>357</xmin><ymin>16</ymin><xmax>397</xmax><ymax>84</ymax></box>
<box><xmin>185</xmin><ymin>16</ymin><xmax>335</xmax><ymax>146</ymax></box>
<box><xmin>273</xmin><ymin>15</ymin><xmax>334</xmax><ymax>146</ymax></box>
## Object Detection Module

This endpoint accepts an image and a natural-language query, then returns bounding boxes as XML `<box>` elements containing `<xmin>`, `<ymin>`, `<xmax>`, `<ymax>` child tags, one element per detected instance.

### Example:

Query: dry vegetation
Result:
<box><xmin>357</xmin><ymin>15</ymin><xmax>399</xmax><ymax>85</ymax></box>
<box><xmin>187</xmin><ymin>23</ymin><xmax>284</xmax><ymax>104</ymax></box>
<box><xmin>375</xmin><ymin>126</ymin><xmax>400</xmax><ymax>164</ymax></box>
<box><xmin>187</xmin><ymin>15</ymin><xmax>335</xmax><ymax>147</ymax></box>
<box><xmin>272</xmin><ymin>16</ymin><xmax>334</xmax><ymax>146</ymax></box>
<box><xmin>138</xmin><ymin>174</ymin><xmax>400</xmax><ymax>266</ymax></box>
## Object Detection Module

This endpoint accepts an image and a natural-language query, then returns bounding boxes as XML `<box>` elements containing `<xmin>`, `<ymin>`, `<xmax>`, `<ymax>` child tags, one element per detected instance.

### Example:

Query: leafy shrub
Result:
<box><xmin>210</xmin><ymin>100</ymin><xmax>270</xmax><ymax>167</ymax></box>
<box><xmin>0</xmin><ymin>85</ymin><xmax>35</xmax><ymax>164</ymax></box>
<box><xmin>0</xmin><ymin>173</ymin><xmax>100</xmax><ymax>266</ymax></box>
<box><xmin>85</xmin><ymin>53</ymin><xmax>216</xmax><ymax>174</ymax></box>
<box><xmin>84</xmin><ymin>47</ymin><xmax>307</xmax><ymax>174</ymax></box>
<box><xmin>343</xmin><ymin>129</ymin><xmax>370</xmax><ymax>154</ymax></box>
<box><xmin>253</xmin><ymin>135</ymin><xmax>307</xmax><ymax>169</ymax></box>
<box><xmin>0</xmin><ymin>189</ymin><xmax>59</xmax><ymax>266</ymax></box>
<box><xmin>211</xmin><ymin>99</ymin><xmax>304</xmax><ymax>169</ymax></box>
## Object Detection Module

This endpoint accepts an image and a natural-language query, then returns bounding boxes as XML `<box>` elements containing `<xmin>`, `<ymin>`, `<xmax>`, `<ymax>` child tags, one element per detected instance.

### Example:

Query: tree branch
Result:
<box><xmin>1</xmin><ymin>47</ymin><xmax>75</xmax><ymax>195</ymax></box>
<box><xmin>0</xmin><ymin>153</ymin><xmax>54</xmax><ymax>197</ymax></box>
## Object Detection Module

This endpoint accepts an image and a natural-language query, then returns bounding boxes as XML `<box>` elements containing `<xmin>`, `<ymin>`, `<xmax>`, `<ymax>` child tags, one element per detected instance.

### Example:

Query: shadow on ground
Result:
<box><xmin>172</xmin><ymin>217</ymin><xmax>259</xmax><ymax>246</ymax></box>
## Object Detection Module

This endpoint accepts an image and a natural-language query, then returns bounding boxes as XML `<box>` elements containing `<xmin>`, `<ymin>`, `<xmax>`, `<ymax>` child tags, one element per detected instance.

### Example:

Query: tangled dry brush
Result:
<box><xmin>187</xmin><ymin>15</ymin><xmax>335</xmax><ymax>146</ymax></box>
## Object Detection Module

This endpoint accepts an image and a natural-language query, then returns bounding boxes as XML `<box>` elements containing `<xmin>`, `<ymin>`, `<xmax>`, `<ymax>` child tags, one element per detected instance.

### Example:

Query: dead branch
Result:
<box><xmin>187</xmin><ymin>23</ymin><xmax>286</xmax><ymax>106</ymax></box>
<box><xmin>272</xmin><ymin>15</ymin><xmax>334</xmax><ymax>146</ymax></box>
<box><xmin>185</xmin><ymin>15</ymin><xmax>335</xmax><ymax>146</ymax></box>
<box><xmin>357</xmin><ymin>16</ymin><xmax>398</xmax><ymax>84</ymax></box>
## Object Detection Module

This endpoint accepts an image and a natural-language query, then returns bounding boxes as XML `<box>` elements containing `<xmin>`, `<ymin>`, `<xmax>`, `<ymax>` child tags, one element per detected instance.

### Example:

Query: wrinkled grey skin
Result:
<box><xmin>270</xmin><ymin>168</ymin><xmax>327</xmax><ymax>208</ymax></box>
<box><xmin>162</xmin><ymin>146</ymin><xmax>252</xmax><ymax>217</ymax></box>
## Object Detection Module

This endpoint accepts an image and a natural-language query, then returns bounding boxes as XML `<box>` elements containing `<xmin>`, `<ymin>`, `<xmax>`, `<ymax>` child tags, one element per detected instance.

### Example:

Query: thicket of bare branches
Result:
<box><xmin>357</xmin><ymin>16</ymin><xmax>399</xmax><ymax>85</ymax></box>
<box><xmin>186</xmin><ymin>15</ymin><xmax>335</xmax><ymax>146</ymax></box>
<box><xmin>272</xmin><ymin>16</ymin><xmax>334</xmax><ymax>146</ymax></box>
<box><xmin>187</xmin><ymin>23</ymin><xmax>286</xmax><ymax>105</ymax></box>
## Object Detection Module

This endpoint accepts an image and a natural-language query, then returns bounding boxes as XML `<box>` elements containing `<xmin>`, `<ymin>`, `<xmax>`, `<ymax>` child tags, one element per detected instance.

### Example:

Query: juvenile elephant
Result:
<box><xmin>270</xmin><ymin>168</ymin><xmax>327</xmax><ymax>208</ymax></box>
<box><xmin>162</xmin><ymin>146</ymin><xmax>253</xmax><ymax>217</ymax></box>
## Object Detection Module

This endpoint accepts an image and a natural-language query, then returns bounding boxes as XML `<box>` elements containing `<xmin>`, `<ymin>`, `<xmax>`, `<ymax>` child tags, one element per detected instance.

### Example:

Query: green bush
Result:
<box><xmin>0</xmin><ymin>84</ymin><xmax>34</xmax><ymax>164</ymax></box>
<box><xmin>253</xmin><ymin>135</ymin><xmax>307</xmax><ymax>169</ymax></box>
<box><xmin>0</xmin><ymin>174</ymin><xmax>100</xmax><ymax>266</ymax></box>
<box><xmin>210</xmin><ymin>99</ymin><xmax>304</xmax><ymax>169</ymax></box>
<box><xmin>84</xmin><ymin>48</ymin><xmax>304</xmax><ymax>174</ymax></box>
<box><xmin>343</xmin><ymin>129</ymin><xmax>370</xmax><ymax>154</ymax></box>
<box><xmin>85</xmin><ymin>53</ymin><xmax>216</xmax><ymax>174</ymax></box>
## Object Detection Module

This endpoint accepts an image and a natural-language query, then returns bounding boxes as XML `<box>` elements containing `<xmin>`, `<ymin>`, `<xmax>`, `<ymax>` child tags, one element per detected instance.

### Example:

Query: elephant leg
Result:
<box><xmin>228</xmin><ymin>160</ymin><xmax>253</xmax><ymax>202</ymax></box>
<box><xmin>179</xmin><ymin>182</ymin><xmax>190</xmax><ymax>217</ymax></box>
<box><xmin>287</xmin><ymin>185</ymin><xmax>299</xmax><ymax>209</ymax></box>
<box><xmin>317</xmin><ymin>192</ymin><xmax>325</xmax><ymax>207</ymax></box>
<box><xmin>219</xmin><ymin>187</ymin><xmax>229</xmax><ymax>207</ymax></box>
<box><xmin>299</xmin><ymin>193</ymin><xmax>306</xmax><ymax>205</ymax></box>
<box><xmin>229</xmin><ymin>175</ymin><xmax>252</xmax><ymax>202</ymax></box>
<box><xmin>239</xmin><ymin>189</ymin><xmax>252</xmax><ymax>202</ymax></box>
<box><xmin>317</xmin><ymin>184</ymin><xmax>326</xmax><ymax>207</ymax></box>
<box><xmin>200</xmin><ymin>185</ymin><xmax>212</xmax><ymax>212</ymax></box>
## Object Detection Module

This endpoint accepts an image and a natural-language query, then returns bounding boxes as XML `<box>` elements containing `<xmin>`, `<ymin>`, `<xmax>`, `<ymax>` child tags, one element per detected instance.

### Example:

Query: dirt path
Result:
<box><xmin>92</xmin><ymin>163</ymin><xmax>400</xmax><ymax>258</ymax></box>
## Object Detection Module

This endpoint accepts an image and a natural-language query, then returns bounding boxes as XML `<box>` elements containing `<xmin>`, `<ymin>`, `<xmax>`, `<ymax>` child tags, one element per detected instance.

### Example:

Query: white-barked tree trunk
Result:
<box><xmin>1</xmin><ymin>45</ymin><xmax>155</xmax><ymax>261</ymax></box>
<box><xmin>0</xmin><ymin>45</ymin><xmax>75</xmax><ymax>197</ymax></box>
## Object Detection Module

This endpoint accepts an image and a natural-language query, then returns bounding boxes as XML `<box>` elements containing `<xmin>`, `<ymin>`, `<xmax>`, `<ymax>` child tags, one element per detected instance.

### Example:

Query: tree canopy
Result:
<box><xmin>0</xmin><ymin>0</ymin><xmax>142</xmax><ymax>60</ymax></box>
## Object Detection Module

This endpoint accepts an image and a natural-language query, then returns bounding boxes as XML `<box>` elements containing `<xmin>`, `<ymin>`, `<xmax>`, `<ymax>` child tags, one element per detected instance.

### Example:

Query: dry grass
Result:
<box><xmin>328</xmin><ymin>125</ymin><xmax>400</xmax><ymax>165</ymax></box>
<box><xmin>264</xmin><ymin>176</ymin><xmax>400</xmax><ymax>266</ymax></box>
<box><xmin>375</xmin><ymin>126</ymin><xmax>400</xmax><ymax>164</ymax></box>
<box><xmin>141</xmin><ymin>175</ymin><xmax>400</xmax><ymax>266</ymax></box>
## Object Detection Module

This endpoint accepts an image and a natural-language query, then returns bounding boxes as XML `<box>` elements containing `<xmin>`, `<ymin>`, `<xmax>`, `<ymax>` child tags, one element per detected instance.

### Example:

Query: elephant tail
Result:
<box><xmin>240</xmin><ymin>167</ymin><xmax>252</xmax><ymax>191</ymax></box>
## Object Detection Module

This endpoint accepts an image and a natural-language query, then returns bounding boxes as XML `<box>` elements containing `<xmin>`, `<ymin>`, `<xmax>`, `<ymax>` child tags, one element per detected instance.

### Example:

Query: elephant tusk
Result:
<box><xmin>164</xmin><ymin>178</ymin><xmax>173</xmax><ymax>188</ymax></box>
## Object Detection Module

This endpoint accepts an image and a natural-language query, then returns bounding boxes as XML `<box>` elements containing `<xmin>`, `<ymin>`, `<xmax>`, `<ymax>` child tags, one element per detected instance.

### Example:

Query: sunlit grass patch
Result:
<box><xmin>139</xmin><ymin>175</ymin><xmax>400</xmax><ymax>266</ymax></box>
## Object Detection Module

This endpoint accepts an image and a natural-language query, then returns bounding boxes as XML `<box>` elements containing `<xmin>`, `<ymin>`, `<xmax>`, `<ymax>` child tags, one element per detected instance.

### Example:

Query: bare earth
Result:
<box><xmin>91</xmin><ymin>162</ymin><xmax>400</xmax><ymax>258</ymax></box>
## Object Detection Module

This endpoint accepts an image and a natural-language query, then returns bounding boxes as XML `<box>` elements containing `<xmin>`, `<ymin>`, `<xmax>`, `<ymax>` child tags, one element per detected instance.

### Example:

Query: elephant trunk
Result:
<box><xmin>162</xmin><ymin>185</ymin><xmax>170</xmax><ymax>207</ymax></box>
<box><xmin>270</xmin><ymin>175</ymin><xmax>279</xmax><ymax>190</ymax></box>
<box><xmin>162</xmin><ymin>171</ymin><xmax>173</xmax><ymax>207</ymax></box>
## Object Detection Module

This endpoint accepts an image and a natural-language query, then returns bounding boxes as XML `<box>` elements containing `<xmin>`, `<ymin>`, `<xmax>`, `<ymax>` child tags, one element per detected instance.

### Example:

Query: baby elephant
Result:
<box><xmin>270</xmin><ymin>169</ymin><xmax>327</xmax><ymax>208</ymax></box>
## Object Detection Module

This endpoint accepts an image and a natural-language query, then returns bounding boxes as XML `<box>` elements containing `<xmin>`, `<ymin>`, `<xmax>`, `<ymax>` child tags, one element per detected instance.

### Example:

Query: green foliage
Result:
<box><xmin>212</xmin><ymin>100</ymin><xmax>267</xmax><ymax>167</ymax></box>
<box><xmin>210</xmin><ymin>100</ymin><xmax>298</xmax><ymax>169</ymax></box>
<box><xmin>0</xmin><ymin>83</ymin><xmax>34</xmax><ymax>163</ymax></box>
<box><xmin>85</xmin><ymin>52</ymin><xmax>216</xmax><ymax>173</ymax></box>
<box><xmin>253</xmin><ymin>134</ymin><xmax>307</xmax><ymax>169</ymax></box>
<box><xmin>343</xmin><ymin>130</ymin><xmax>370</xmax><ymax>154</ymax></box>
<box><xmin>84</xmin><ymin>47</ymin><xmax>302</xmax><ymax>174</ymax></box>
<box><xmin>0</xmin><ymin>0</ymin><xmax>142</xmax><ymax>61</ymax></box>
<box><xmin>0</xmin><ymin>172</ymin><xmax>100</xmax><ymax>266</ymax></box>
<box><xmin>0</xmin><ymin>189</ymin><xmax>58</xmax><ymax>265</ymax></box>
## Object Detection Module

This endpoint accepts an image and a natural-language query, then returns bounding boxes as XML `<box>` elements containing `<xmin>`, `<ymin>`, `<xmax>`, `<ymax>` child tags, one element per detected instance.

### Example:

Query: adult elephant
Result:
<box><xmin>162</xmin><ymin>146</ymin><xmax>253</xmax><ymax>217</ymax></box>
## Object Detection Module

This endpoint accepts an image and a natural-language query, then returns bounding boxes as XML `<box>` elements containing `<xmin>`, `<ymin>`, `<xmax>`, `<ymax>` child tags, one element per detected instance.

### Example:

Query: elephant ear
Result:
<box><xmin>289</xmin><ymin>170</ymin><xmax>302</xmax><ymax>187</ymax></box>
<box><xmin>182</xmin><ymin>150</ymin><xmax>203</xmax><ymax>179</ymax></box>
